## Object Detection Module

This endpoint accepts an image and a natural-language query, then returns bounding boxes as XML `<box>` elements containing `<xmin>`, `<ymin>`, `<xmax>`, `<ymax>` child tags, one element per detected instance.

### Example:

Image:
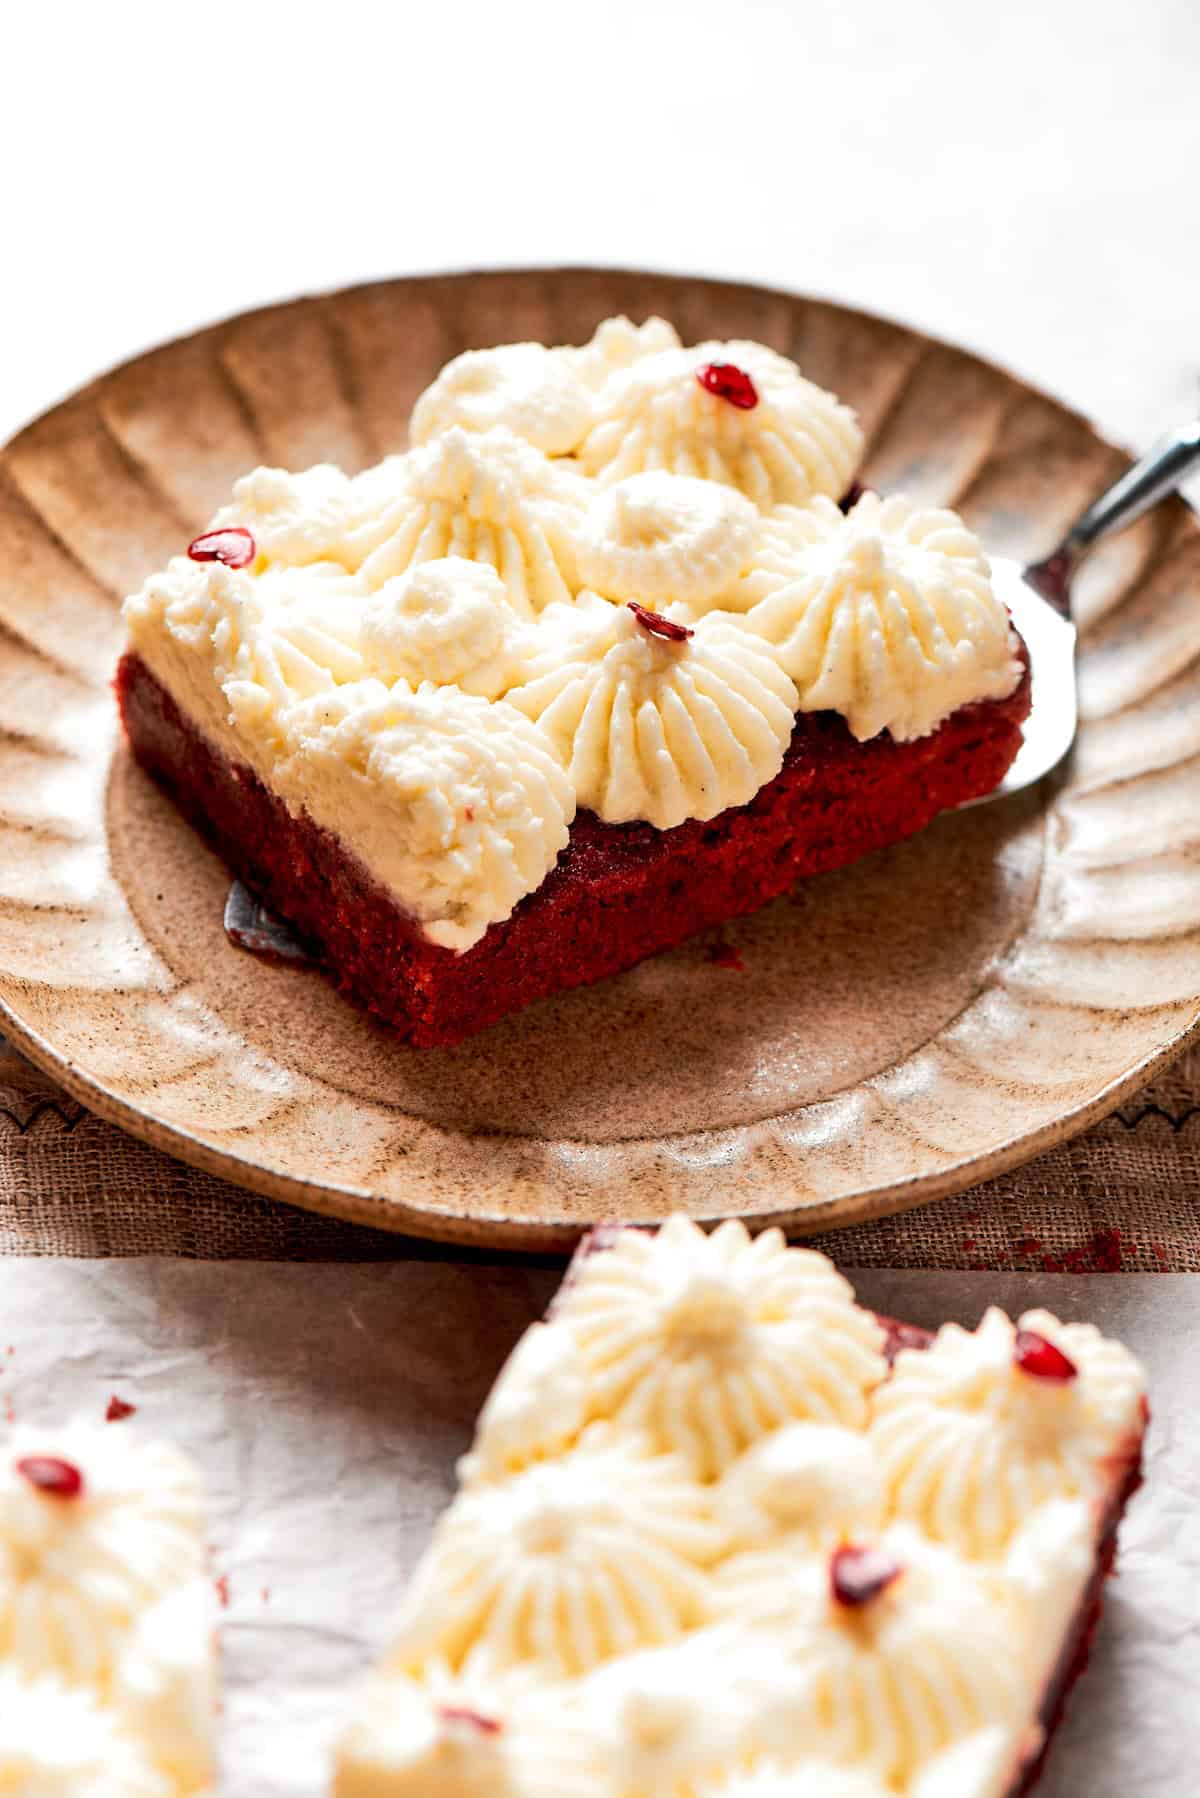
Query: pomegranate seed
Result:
<box><xmin>16</xmin><ymin>1456</ymin><xmax>85</xmax><ymax>1499</ymax></box>
<box><xmin>106</xmin><ymin>1396</ymin><xmax>136</xmax><ymax>1422</ymax></box>
<box><xmin>874</xmin><ymin>1314</ymin><xmax>933</xmax><ymax>1366</ymax></box>
<box><xmin>187</xmin><ymin>527</ymin><xmax>256</xmax><ymax>569</ymax></box>
<box><xmin>437</xmin><ymin>1706</ymin><xmax>502</xmax><ymax>1736</ymax></box>
<box><xmin>697</xmin><ymin>361</ymin><xmax>759</xmax><ymax>410</ymax></box>
<box><xmin>628</xmin><ymin>602</ymin><xmax>694</xmax><ymax>643</ymax></box>
<box><xmin>1014</xmin><ymin>1328</ymin><xmax>1078</xmax><ymax>1382</ymax></box>
<box><xmin>830</xmin><ymin>1544</ymin><xmax>903</xmax><ymax>1608</ymax></box>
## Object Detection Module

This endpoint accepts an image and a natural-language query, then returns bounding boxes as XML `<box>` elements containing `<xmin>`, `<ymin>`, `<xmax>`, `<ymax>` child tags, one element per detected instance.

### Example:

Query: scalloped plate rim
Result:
<box><xmin>1</xmin><ymin>263</ymin><xmax>1197</xmax><ymax>1250</ymax></box>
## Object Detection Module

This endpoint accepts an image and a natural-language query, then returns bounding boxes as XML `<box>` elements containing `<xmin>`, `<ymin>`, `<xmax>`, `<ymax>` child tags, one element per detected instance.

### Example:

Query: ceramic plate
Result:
<box><xmin>1</xmin><ymin>268</ymin><xmax>1198</xmax><ymax>1249</ymax></box>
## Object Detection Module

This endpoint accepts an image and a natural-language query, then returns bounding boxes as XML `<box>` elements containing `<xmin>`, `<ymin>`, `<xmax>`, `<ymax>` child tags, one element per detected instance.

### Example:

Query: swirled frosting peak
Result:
<box><xmin>0</xmin><ymin>1425</ymin><xmax>206</xmax><ymax>1689</ymax></box>
<box><xmin>360</xmin><ymin>558</ymin><xmax>528</xmax><ymax>697</ymax></box>
<box><xmin>717</xmin><ymin>1526</ymin><xmax>1025</xmax><ymax>1781</ymax></box>
<box><xmin>274</xmin><ymin>678</ymin><xmax>575</xmax><ymax>951</ymax></box>
<box><xmin>870</xmin><ymin>1305</ymin><xmax>1146</xmax><ymax>1559</ymax></box>
<box><xmin>740</xmin><ymin>491</ymin><xmax>1022</xmax><ymax>740</ymax></box>
<box><xmin>335</xmin><ymin>1671</ymin><xmax>600</xmax><ymax>1798</ymax></box>
<box><xmin>411</xmin><ymin>342</ymin><xmax>594</xmax><ymax>456</ymax></box>
<box><xmin>355</xmin><ymin>428</ymin><xmax>588</xmax><ymax>616</ymax></box>
<box><xmin>506</xmin><ymin>596</ymin><xmax>798</xmax><ymax>831</ymax></box>
<box><xmin>557</xmin><ymin>1217</ymin><xmax>887</xmax><ymax>1477</ymax></box>
<box><xmin>390</xmin><ymin>1427</ymin><xmax>719</xmax><ymax>1679</ymax></box>
<box><xmin>576</xmin><ymin>338</ymin><xmax>863</xmax><ymax>510</ymax></box>
<box><xmin>212</xmin><ymin>463</ymin><xmax>355</xmax><ymax>568</ymax></box>
<box><xmin>408</xmin><ymin>316</ymin><xmax>683</xmax><ymax>460</ymax></box>
<box><xmin>576</xmin><ymin>472</ymin><xmax>756</xmax><ymax>609</ymax></box>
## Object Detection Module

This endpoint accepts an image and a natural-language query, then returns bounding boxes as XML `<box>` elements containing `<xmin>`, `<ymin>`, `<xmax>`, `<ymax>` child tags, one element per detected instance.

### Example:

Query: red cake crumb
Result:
<box><xmin>115</xmin><ymin>649</ymin><xmax>1030</xmax><ymax>1048</ymax></box>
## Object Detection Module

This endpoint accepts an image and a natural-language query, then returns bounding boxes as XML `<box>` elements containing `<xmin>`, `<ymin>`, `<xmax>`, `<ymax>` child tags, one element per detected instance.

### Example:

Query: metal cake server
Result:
<box><xmin>966</xmin><ymin>416</ymin><xmax>1200</xmax><ymax>805</ymax></box>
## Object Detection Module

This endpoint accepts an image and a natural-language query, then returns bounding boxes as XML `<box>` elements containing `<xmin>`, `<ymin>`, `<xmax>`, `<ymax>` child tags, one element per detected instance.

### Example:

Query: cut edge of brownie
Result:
<box><xmin>115</xmin><ymin>648</ymin><xmax>1031</xmax><ymax>1048</ymax></box>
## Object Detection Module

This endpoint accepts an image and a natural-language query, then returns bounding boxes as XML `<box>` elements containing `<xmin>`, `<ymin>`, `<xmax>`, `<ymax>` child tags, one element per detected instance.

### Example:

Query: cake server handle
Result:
<box><xmin>1061</xmin><ymin>417</ymin><xmax>1200</xmax><ymax>557</ymax></box>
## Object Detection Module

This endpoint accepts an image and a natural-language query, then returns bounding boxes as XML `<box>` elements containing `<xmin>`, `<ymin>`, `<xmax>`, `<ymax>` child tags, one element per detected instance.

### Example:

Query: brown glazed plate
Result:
<box><xmin>1</xmin><ymin>267</ymin><xmax>1198</xmax><ymax>1249</ymax></box>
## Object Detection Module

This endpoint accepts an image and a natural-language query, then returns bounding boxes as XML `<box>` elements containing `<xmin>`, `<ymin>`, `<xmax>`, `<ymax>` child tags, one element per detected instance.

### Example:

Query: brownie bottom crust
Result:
<box><xmin>116</xmin><ymin>652</ymin><xmax>1031</xmax><ymax>1047</ymax></box>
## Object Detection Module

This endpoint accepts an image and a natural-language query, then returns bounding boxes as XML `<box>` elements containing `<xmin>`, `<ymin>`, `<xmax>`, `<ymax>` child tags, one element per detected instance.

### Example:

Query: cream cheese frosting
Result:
<box><xmin>575</xmin><ymin>472</ymin><xmax>757</xmax><ymax>608</ymax></box>
<box><xmin>272</xmin><ymin>678</ymin><xmax>574</xmax><ymax>951</ymax></box>
<box><xmin>335</xmin><ymin>1670</ymin><xmax>600</xmax><ymax>1798</ymax></box>
<box><xmin>360</xmin><ymin>558</ymin><xmax>529</xmax><ymax>697</ymax></box>
<box><xmin>575</xmin><ymin>338</ymin><xmax>863</xmax><ymax>510</ymax></box>
<box><xmin>870</xmin><ymin>1304</ymin><xmax>1145</xmax><ymax>1558</ymax></box>
<box><xmin>123</xmin><ymin>314</ymin><xmax>1032</xmax><ymax>953</ymax></box>
<box><xmin>352</xmin><ymin>428</ymin><xmax>589</xmax><ymax>616</ymax></box>
<box><xmin>737</xmin><ymin>491</ymin><xmax>1023</xmax><ymax>741</ymax></box>
<box><xmin>336</xmin><ymin>1216</ymin><xmax>1146</xmax><ymax>1798</ymax></box>
<box><xmin>390</xmin><ymin>1426</ymin><xmax>719</xmax><ymax>1678</ymax></box>
<box><xmin>408</xmin><ymin>315</ymin><xmax>681</xmax><ymax>459</ymax></box>
<box><xmin>0</xmin><ymin>1672</ymin><xmax>172</xmax><ymax>1798</ymax></box>
<box><xmin>552</xmin><ymin>1216</ymin><xmax>887</xmax><ymax>1476</ymax></box>
<box><xmin>0</xmin><ymin>1425</ymin><xmax>207</xmax><ymax>1688</ymax></box>
<box><xmin>0</xmin><ymin>1423</ymin><xmax>216</xmax><ymax>1796</ymax></box>
<box><xmin>505</xmin><ymin>595</ymin><xmax>798</xmax><ymax>831</ymax></box>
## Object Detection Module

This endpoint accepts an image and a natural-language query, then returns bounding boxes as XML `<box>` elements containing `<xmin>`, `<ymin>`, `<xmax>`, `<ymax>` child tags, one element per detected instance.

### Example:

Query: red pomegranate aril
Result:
<box><xmin>697</xmin><ymin>361</ymin><xmax>759</xmax><ymax>410</ymax></box>
<box><xmin>187</xmin><ymin>527</ymin><xmax>256</xmax><ymax>569</ymax></box>
<box><xmin>628</xmin><ymin>602</ymin><xmax>694</xmax><ymax>643</ymax></box>
<box><xmin>437</xmin><ymin>1706</ymin><xmax>502</xmax><ymax>1736</ymax></box>
<box><xmin>831</xmin><ymin>1543</ymin><xmax>903</xmax><ymax>1608</ymax></box>
<box><xmin>1014</xmin><ymin>1328</ymin><xmax>1078</xmax><ymax>1382</ymax></box>
<box><xmin>16</xmin><ymin>1455</ymin><xmax>85</xmax><ymax>1499</ymax></box>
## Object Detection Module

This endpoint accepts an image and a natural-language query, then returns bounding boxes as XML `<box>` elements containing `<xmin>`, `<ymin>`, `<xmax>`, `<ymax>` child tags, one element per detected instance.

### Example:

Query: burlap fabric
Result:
<box><xmin>3</xmin><ymin>1037</ymin><xmax>1197</xmax><ymax>1268</ymax></box>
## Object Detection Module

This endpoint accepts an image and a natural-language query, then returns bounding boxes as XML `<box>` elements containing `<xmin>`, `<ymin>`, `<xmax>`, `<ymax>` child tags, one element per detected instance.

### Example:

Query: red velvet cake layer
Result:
<box><xmin>116</xmin><ymin>651</ymin><xmax>1031</xmax><ymax>1047</ymax></box>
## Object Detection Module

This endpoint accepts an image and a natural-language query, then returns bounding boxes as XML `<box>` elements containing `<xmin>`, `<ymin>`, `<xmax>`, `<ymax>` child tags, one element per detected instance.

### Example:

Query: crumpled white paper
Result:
<box><xmin>0</xmin><ymin>1259</ymin><xmax>1193</xmax><ymax>1797</ymax></box>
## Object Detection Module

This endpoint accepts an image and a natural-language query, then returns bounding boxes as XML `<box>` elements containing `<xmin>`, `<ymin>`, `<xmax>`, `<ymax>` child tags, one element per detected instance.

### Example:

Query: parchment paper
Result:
<box><xmin>0</xmin><ymin>1261</ymin><xmax>1194</xmax><ymax>1797</ymax></box>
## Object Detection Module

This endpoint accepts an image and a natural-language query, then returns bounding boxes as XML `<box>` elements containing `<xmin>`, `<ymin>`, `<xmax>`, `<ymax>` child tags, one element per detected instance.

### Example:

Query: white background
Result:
<box><xmin>4</xmin><ymin>0</ymin><xmax>1198</xmax><ymax>453</ymax></box>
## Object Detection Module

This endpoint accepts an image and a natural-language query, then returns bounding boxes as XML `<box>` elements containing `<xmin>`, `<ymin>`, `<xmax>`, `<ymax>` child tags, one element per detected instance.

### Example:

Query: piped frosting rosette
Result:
<box><xmin>550</xmin><ymin>1217</ymin><xmax>887</xmax><ymax>1477</ymax></box>
<box><xmin>335</xmin><ymin>1667</ymin><xmax>604</xmax><ymax>1798</ymax></box>
<box><xmin>505</xmin><ymin>595</ymin><xmax>799</xmax><ymax>833</ymax></box>
<box><xmin>734</xmin><ymin>491</ymin><xmax>1023</xmax><ymax>741</ymax></box>
<box><xmin>573</xmin><ymin>471</ymin><xmax>757</xmax><ymax>615</ymax></box>
<box><xmin>870</xmin><ymin>1305</ymin><xmax>1146</xmax><ymax>1559</ymax></box>
<box><xmin>712</xmin><ymin>1526</ymin><xmax>1026</xmax><ymax>1784</ymax></box>
<box><xmin>388</xmin><ymin>1426</ymin><xmax>721</xmax><ymax>1680</ymax></box>
<box><xmin>0</xmin><ymin>1426</ymin><xmax>207</xmax><ymax>1690</ymax></box>
<box><xmin>351</xmin><ymin>428</ymin><xmax>590</xmax><ymax>616</ymax></box>
<box><xmin>575</xmin><ymin>338</ymin><xmax>863</xmax><ymax>511</ymax></box>
<box><xmin>408</xmin><ymin>315</ymin><xmax>682</xmax><ymax>457</ymax></box>
<box><xmin>359</xmin><ymin>557</ymin><xmax>530</xmax><ymax>698</ymax></box>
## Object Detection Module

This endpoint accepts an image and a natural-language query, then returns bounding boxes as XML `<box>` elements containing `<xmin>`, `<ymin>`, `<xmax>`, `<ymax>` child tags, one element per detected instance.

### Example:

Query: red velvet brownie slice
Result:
<box><xmin>118</xmin><ymin>316</ymin><xmax>1029</xmax><ymax>1047</ymax></box>
<box><xmin>334</xmin><ymin>1217</ymin><xmax>1147</xmax><ymax>1798</ymax></box>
